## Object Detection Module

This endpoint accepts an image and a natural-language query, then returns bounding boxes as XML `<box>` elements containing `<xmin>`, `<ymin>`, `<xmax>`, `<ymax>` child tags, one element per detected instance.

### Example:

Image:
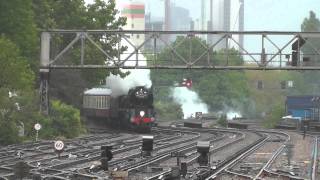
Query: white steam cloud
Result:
<box><xmin>227</xmin><ymin>111</ymin><xmax>242</xmax><ymax>120</ymax></box>
<box><xmin>105</xmin><ymin>39</ymin><xmax>152</xmax><ymax>97</ymax></box>
<box><xmin>106</xmin><ymin>69</ymin><xmax>152</xmax><ymax>97</ymax></box>
<box><xmin>172</xmin><ymin>87</ymin><xmax>208</xmax><ymax>119</ymax></box>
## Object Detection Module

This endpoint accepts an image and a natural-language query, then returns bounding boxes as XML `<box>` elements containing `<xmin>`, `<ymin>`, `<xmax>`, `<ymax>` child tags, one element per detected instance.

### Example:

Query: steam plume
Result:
<box><xmin>172</xmin><ymin>87</ymin><xmax>208</xmax><ymax>119</ymax></box>
<box><xmin>106</xmin><ymin>39</ymin><xmax>152</xmax><ymax>96</ymax></box>
<box><xmin>226</xmin><ymin>111</ymin><xmax>242</xmax><ymax>120</ymax></box>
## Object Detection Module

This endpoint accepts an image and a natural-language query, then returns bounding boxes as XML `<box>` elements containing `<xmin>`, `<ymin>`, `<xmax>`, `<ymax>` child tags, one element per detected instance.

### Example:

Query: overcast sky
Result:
<box><xmin>245</xmin><ymin>0</ymin><xmax>319</xmax><ymax>31</ymax></box>
<box><xmin>85</xmin><ymin>0</ymin><xmax>320</xmax><ymax>31</ymax></box>
<box><xmin>144</xmin><ymin>0</ymin><xmax>320</xmax><ymax>31</ymax></box>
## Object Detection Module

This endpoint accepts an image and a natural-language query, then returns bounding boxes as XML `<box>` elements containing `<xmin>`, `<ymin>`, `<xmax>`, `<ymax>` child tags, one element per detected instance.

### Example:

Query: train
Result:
<box><xmin>82</xmin><ymin>86</ymin><xmax>156</xmax><ymax>132</ymax></box>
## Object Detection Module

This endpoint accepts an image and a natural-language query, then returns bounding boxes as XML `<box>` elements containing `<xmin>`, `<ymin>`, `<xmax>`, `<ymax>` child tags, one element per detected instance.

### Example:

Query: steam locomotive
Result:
<box><xmin>82</xmin><ymin>86</ymin><xmax>155</xmax><ymax>132</ymax></box>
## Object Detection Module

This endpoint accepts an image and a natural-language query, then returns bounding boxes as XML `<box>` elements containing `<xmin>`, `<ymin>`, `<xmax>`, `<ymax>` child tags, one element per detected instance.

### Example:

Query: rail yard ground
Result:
<box><xmin>0</xmin><ymin>121</ymin><xmax>319</xmax><ymax>180</ymax></box>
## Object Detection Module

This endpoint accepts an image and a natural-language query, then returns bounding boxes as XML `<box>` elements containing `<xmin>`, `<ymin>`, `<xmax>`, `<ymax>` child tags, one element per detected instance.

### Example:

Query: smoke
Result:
<box><xmin>106</xmin><ymin>69</ymin><xmax>151</xmax><ymax>97</ymax></box>
<box><xmin>172</xmin><ymin>87</ymin><xmax>208</xmax><ymax>119</ymax></box>
<box><xmin>105</xmin><ymin>39</ymin><xmax>152</xmax><ymax>97</ymax></box>
<box><xmin>226</xmin><ymin>111</ymin><xmax>242</xmax><ymax>120</ymax></box>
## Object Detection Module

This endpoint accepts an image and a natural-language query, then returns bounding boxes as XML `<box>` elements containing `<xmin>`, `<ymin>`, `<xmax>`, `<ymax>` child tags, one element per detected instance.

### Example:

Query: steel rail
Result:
<box><xmin>158</xmin><ymin>126</ymin><xmax>295</xmax><ymax>180</ymax></box>
<box><xmin>0</xmin><ymin>134</ymin><xmax>123</xmax><ymax>165</ymax></box>
<box><xmin>4</xmin><ymin>134</ymin><xmax>141</xmax><ymax>167</ymax></box>
<box><xmin>253</xmin><ymin>141</ymin><xmax>287</xmax><ymax>180</ymax></box>
<box><xmin>149</xmin><ymin>127</ymin><xmax>299</xmax><ymax>180</ymax></box>
<box><xmin>1</xmin><ymin>130</ymin><xmax>193</xmax><ymax>179</ymax></box>
<box><xmin>0</xmin><ymin>132</ymin><xmax>178</xmax><ymax>171</ymax></box>
<box><xmin>262</xmin><ymin>169</ymin><xmax>305</xmax><ymax>180</ymax></box>
<box><xmin>48</xmin><ymin>129</ymin><xmax>200</xmax><ymax>171</ymax></box>
<box><xmin>155</xmin><ymin>127</ymin><xmax>266</xmax><ymax>180</ymax></box>
<box><xmin>312</xmin><ymin>136</ymin><xmax>318</xmax><ymax>180</ymax></box>
<box><xmin>255</xmin><ymin>131</ymin><xmax>319</xmax><ymax>180</ymax></box>
<box><xmin>33</xmin><ymin>167</ymin><xmax>98</xmax><ymax>180</ymax></box>
<box><xmin>231</xmin><ymin>129</ymin><xmax>290</xmax><ymax>180</ymax></box>
<box><xmin>258</xmin><ymin>133</ymin><xmax>312</xmax><ymax>180</ymax></box>
<box><xmin>145</xmin><ymin>129</ymin><xmax>244</xmax><ymax>180</ymax></box>
<box><xmin>186</xmin><ymin>131</ymin><xmax>245</xmax><ymax>165</ymax></box>
<box><xmin>48</xmin><ymin>132</ymin><xmax>197</xmax><ymax>170</ymax></box>
<box><xmin>124</xmin><ymin>132</ymin><xmax>214</xmax><ymax>172</ymax></box>
<box><xmin>205</xmin><ymin>134</ymin><xmax>269</xmax><ymax>179</ymax></box>
<box><xmin>225</xmin><ymin>169</ymin><xmax>255</xmax><ymax>179</ymax></box>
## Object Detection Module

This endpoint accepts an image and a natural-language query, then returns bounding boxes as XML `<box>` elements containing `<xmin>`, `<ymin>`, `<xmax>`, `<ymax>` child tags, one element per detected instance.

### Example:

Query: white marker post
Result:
<box><xmin>54</xmin><ymin>140</ymin><xmax>65</xmax><ymax>159</ymax></box>
<box><xmin>34</xmin><ymin>123</ymin><xmax>42</xmax><ymax>141</ymax></box>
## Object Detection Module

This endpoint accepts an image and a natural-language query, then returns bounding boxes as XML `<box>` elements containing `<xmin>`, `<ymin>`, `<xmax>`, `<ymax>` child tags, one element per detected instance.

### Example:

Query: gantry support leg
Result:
<box><xmin>39</xmin><ymin>71</ymin><xmax>49</xmax><ymax>115</ymax></box>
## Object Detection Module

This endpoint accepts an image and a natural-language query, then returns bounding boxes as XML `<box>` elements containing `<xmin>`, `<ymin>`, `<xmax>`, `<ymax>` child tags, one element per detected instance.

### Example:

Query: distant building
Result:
<box><xmin>120</xmin><ymin>1</ymin><xmax>145</xmax><ymax>47</ymax></box>
<box><xmin>170</xmin><ymin>4</ymin><xmax>191</xmax><ymax>31</ymax></box>
<box><xmin>145</xmin><ymin>2</ymin><xmax>191</xmax><ymax>49</ymax></box>
<box><xmin>145</xmin><ymin>14</ymin><xmax>164</xmax><ymax>31</ymax></box>
<box><xmin>168</xmin><ymin>4</ymin><xmax>192</xmax><ymax>41</ymax></box>
<box><xmin>145</xmin><ymin>13</ymin><xmax>165</xmax><ymax>51</ymax></box>
<box><xmin>205</xmin><ymin>0</ymin><xmax>244</xmax><ymax>50</ymax></box>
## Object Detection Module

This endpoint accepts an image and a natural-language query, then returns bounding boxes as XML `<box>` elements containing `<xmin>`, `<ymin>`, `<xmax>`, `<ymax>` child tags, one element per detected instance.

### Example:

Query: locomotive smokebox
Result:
<box><xmin>128</xmin><ymin>86</ymin><xmax>153</xmax><ymax>107</ymax></box>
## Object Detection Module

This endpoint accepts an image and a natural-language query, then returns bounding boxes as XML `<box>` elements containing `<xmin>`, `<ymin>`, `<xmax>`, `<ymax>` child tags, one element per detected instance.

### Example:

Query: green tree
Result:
<box><xmin>301</xmin><ymin>11</ymin><xmax>320</xmax><ymax>32</ymax></box>
<box><xmin>32</xmin><ymin>0</ymin><xmax>56</xmax><ymax>30</ymax></box>
<box><xmin>154</xmin><ymin>101</ymin><xmax>183</xmax><ymax>121</ymax></box>
<box><xmin>0</xmin><ymin>0</ymin><xmax>38</xmax><ymax>71</ymax></box>
<box><xmin>0</xmin><ymin>37</ymin><xmax>34</xmax><ymax>90</ymax></box>
<box><xmin>38</xmin><ymin>100</ymin><xmax>84</xmax><ymax>139</ymax></box>
<box><xmin>300</xmin><ymin>11</ymin><xmax>320</xmax><ymax>94</ymax></box>
<box><xmin>0</xmin><ymin>37</ymin><xmax>36</xmax><ymax>145</ymax></box>
<box><xmin>32</xmin><ymin>0</ymin><xmax>127</xmax><ymax>106</ymax></box>
<box><xmin>217</xmin><ymin>114</ymin><xmax>227</xmax><ymax>127</ymax></box>
<box><xmin>301</xmin><ymin>11</ymin><xmax>320</xmax><ymax>64</ymax></box>
<box><xmin>263</xmin><ymin>103</ymin><xmax>285</xmax><ymax>128</ymax></box>
<box><xmin>194</xmin><ymin>69</ymin><xmax>249</xmax><ymax>111</ymax></box>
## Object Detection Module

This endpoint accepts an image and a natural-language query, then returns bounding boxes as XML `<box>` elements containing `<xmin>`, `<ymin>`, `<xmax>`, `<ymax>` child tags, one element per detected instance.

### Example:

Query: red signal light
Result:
<box><xmin>182</xmin><ymin>78</ymin><xmax>192</xmax><ymax>88</ymax></box>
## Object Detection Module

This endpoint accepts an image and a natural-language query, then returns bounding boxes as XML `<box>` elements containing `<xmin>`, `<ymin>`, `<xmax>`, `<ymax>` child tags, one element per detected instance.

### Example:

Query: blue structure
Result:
<box><xmin>286</xmin><ymin>96</ymin><xmax>320</xmax><ymax>121</ymax></box>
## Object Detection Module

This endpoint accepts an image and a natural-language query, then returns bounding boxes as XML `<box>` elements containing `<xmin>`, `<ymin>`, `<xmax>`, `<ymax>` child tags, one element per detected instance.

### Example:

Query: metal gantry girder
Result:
<box><xmin>40</xmin><ymin>30</ymin><xmax>320</xmax><ymax>70</ymax></box>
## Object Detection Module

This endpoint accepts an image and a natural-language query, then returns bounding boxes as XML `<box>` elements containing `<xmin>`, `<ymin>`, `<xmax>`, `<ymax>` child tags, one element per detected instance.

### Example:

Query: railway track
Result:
<box><xmin>204</xmin><ymin>129</ymin><xmax>319</xmax><ymax>180</ymax></box>
<box><xmin>0</xmin><ymin>127</ymin><xmax>203</xmax><ymax>179</ymax></box>
<box><xmin>261</xmin><ymin>134</ymin><xmax>319</xmax><ymax>180</ymax></box>
<box><xmin>0</xmin><ymin>126</ymin><xmax>318</xmax><ymax>180</ymax></box>
<box><xmin>55</xmin><ymin>130</ymin><xmax>200</xmax><ymax>171</ymax></box>
<box><xmin>126</xmin><ymin>131</ymin><xmax>224</xmax><ymax>179</ymax></box>
<box><xmin>143</xmin><ymin>127</ymin><xmax>262</xmax><ymax>180</ymax></box>
<box><xmin>211</xmin><ymin>132</ymin><xmax>288</xmax><ymax>179</ymax></box>
<box><xmin>147</xmin><ymin>128</ymin><xmax>296</xmax><ymax>180</ymax></box>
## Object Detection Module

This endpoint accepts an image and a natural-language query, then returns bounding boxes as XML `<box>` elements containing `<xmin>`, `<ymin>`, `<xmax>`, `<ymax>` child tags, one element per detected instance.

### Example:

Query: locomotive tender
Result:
<box><xmin>82</xmin><ymin>86</ymin><xmax>155</xmax><ymax>132</ymax></box>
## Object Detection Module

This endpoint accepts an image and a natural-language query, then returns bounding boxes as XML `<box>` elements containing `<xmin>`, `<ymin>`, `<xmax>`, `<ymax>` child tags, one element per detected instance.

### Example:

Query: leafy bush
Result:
<box><xmin>0</xmin><ymin>37</ymin><xmax>35</xmax><ymax>145</ymax></box>
<box><xmin>263</xmin><ymin>104</ymin><xmax>285</xmax><ymax>128</ymax></box>
<box><xmin>0</xmin><ymin>120</ymin><xmax>21</xmax><ymax>145</ymax></box>
<box><xmin>217</xmin><ymin>114</ymin><xmax>227</xmax><ymax>127</ymax></box>
<box><xmin>38</xmin><ymin>100</ymin><xmax>85</xmax><ymax>139</ymax></box>
<box><xmin>154</xmin><ymin>101</ymin><xmax>183</xmax><ymax>121</ymax></box>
